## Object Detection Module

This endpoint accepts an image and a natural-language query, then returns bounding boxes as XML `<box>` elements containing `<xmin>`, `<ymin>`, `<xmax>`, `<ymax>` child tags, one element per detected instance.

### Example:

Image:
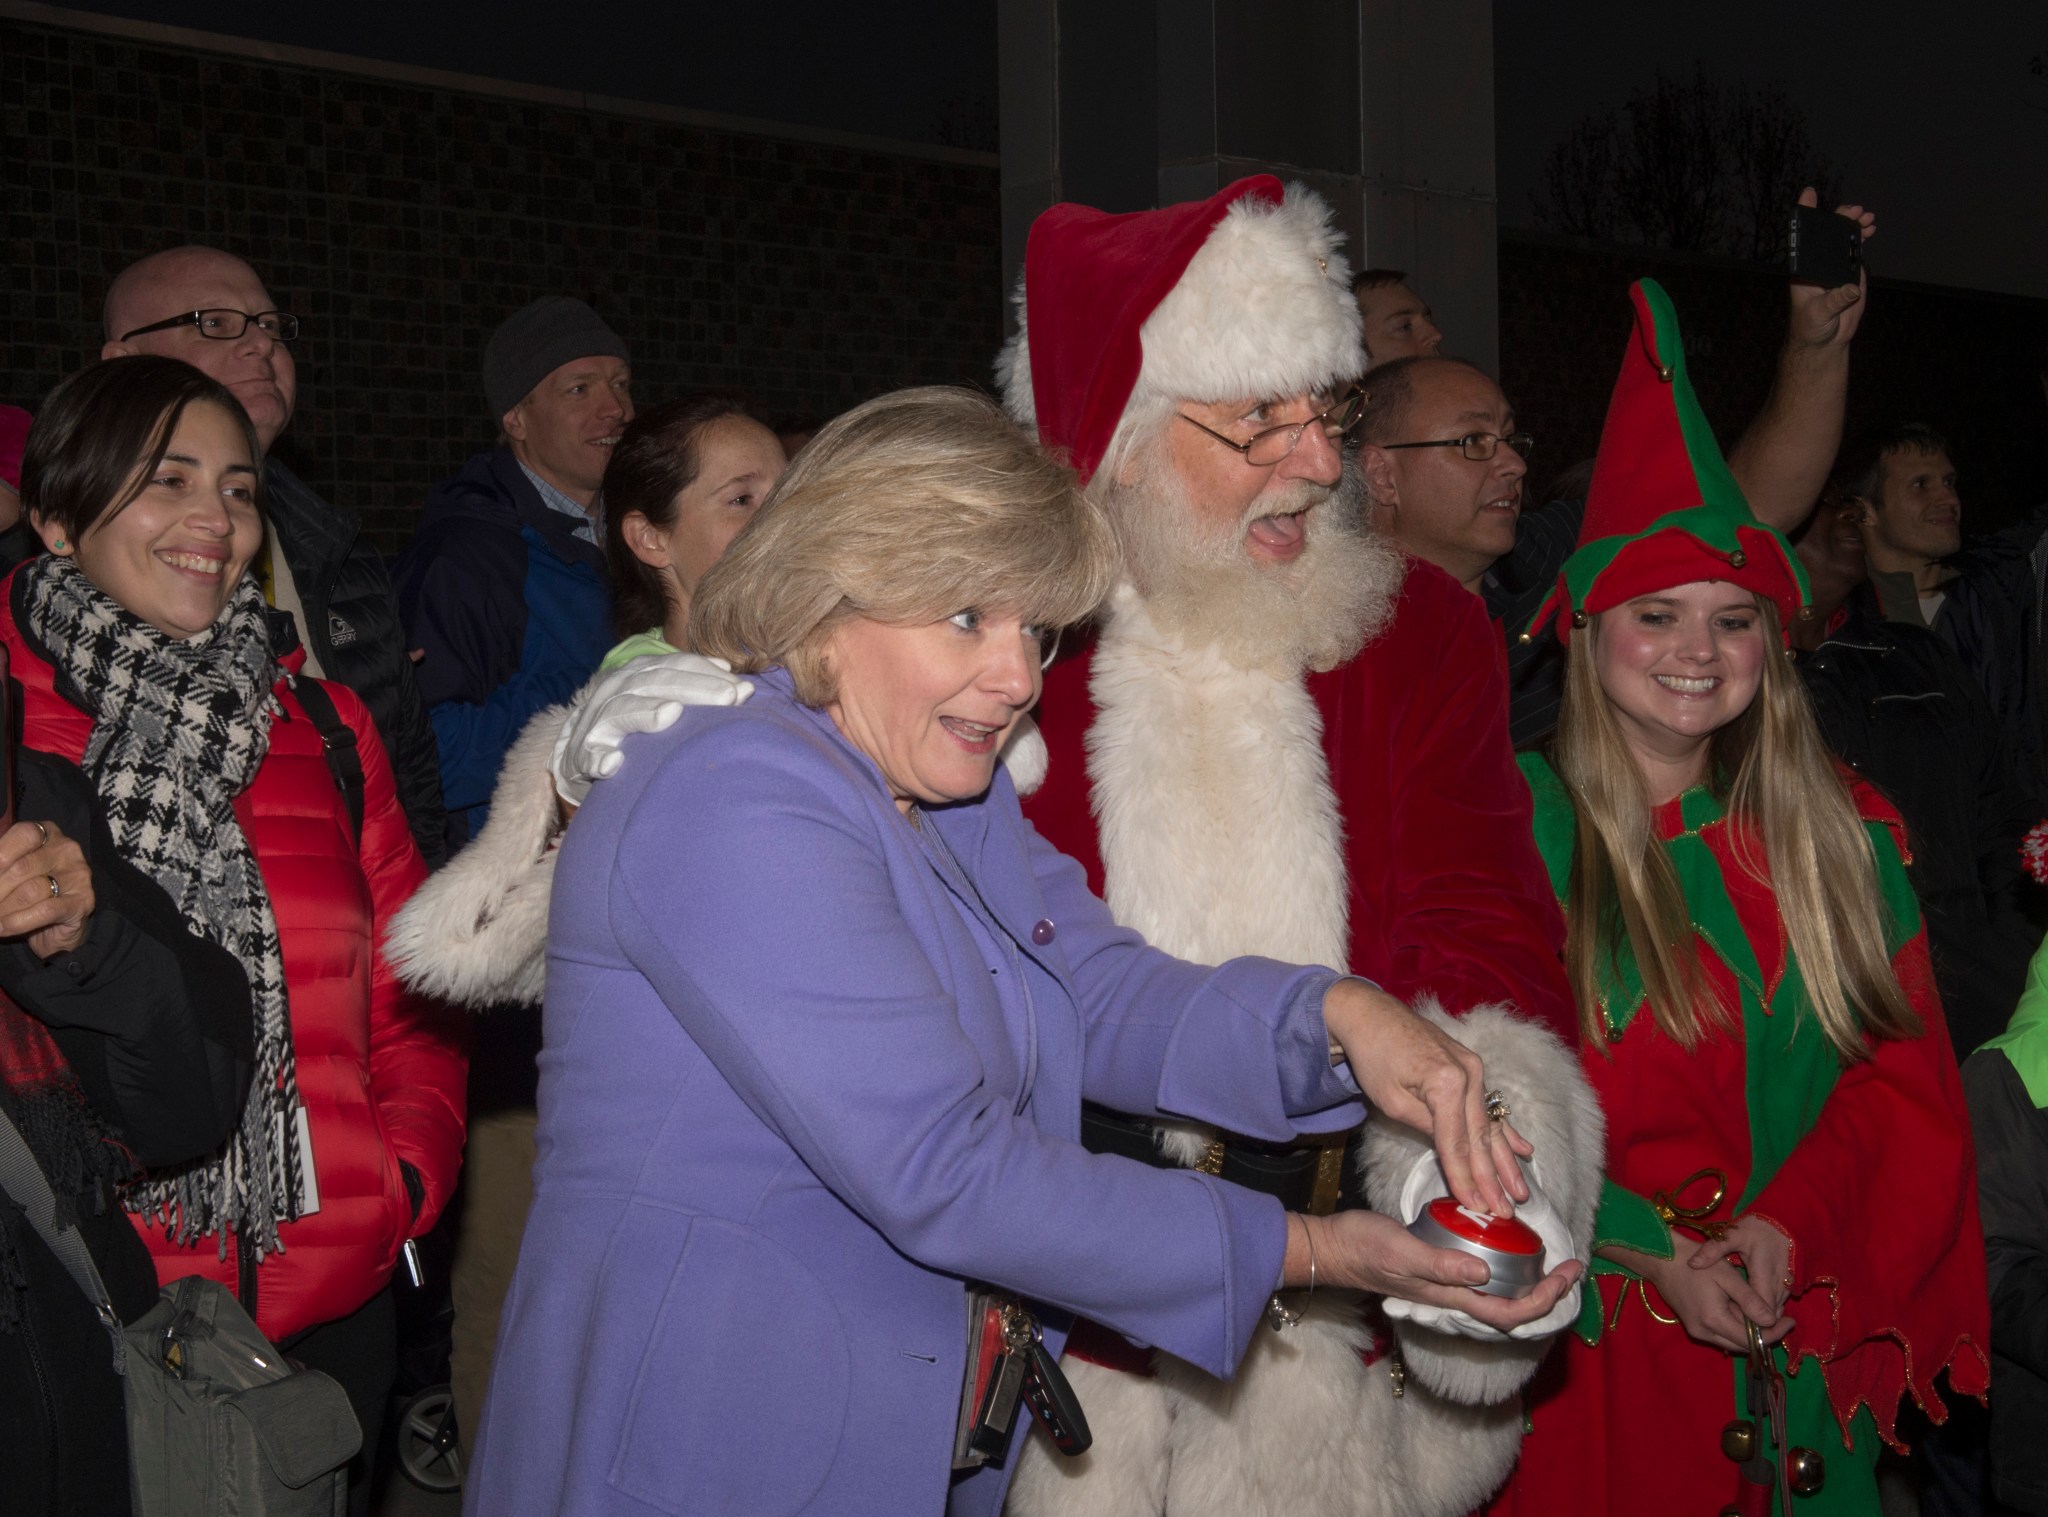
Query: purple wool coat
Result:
<box><xmin>464</xmin><ymin>669</ymin><xmax>1365</xmax><ymax>1516</ymax></box>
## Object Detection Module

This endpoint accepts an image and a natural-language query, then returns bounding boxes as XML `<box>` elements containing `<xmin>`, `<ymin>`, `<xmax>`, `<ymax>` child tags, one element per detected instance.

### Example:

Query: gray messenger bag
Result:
<box><xmin>0</xmin><ymin>1105</ymin><xmax>361</xmax><ymax>1515</ymax></box>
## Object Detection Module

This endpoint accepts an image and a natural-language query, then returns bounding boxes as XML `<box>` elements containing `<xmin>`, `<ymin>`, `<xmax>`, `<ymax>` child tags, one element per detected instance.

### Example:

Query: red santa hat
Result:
<box><xmin>995</xmin><ymin>176</ymin><xmax>1364</xmax><ymax>484</ymax></box>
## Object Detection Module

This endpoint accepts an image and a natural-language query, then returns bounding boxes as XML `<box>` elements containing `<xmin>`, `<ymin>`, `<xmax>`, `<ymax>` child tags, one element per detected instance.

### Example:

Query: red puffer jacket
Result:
<box><xmin>0</xmin><ymin>569</ymin><xmax>469</xmax><ymax>1341</ymax></box>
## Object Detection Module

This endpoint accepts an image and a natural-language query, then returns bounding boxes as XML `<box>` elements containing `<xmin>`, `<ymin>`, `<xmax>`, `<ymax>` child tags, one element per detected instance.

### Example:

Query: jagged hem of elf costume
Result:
<box><xmin>1522</xmin><ymin>754</ymin><xmax>1988</xmax><ymax>1462</ymax></box>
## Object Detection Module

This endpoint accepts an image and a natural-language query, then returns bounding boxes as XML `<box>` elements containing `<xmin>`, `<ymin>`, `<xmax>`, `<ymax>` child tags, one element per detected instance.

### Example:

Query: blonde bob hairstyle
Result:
<box><xmin>1557</xmin><ymin>594</ymin><xmax>1920</xmax><ymax>1063</ymax></box>
<box><xmin>689</xmin><ymin>386</ymin><xmax>1118</xmax><ymax>705</ymax></box>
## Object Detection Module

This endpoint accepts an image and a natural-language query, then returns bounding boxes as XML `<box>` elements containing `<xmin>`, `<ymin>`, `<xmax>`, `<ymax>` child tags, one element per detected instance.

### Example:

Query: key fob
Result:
<box><xmin>1022</xmin><ymin>1337</ymin><xmax>1093</xmax><ymax>1456</ymax></box>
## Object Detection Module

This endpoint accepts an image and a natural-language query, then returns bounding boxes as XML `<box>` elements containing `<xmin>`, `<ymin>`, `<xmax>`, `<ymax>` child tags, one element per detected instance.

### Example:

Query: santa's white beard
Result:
<box><xmin>1101</xmin><ymin>452</ymin><xmax>1404</xmax><ymax>675</ymax></box>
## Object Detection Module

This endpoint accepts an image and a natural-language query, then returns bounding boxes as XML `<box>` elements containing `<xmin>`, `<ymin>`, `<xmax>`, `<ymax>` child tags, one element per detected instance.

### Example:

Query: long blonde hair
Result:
<box><xmin>1557</xmin><ymin>598</ymin><xmax>1920</xmax><ymax>1061</ymax></box>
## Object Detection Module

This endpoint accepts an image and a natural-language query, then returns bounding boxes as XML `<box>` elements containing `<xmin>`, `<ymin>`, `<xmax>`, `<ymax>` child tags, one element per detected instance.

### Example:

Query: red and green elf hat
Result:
<box><xmin>1527</xmin><ymin>279</ymin><xmax>1807</xmax><ymax>646</ymax></box>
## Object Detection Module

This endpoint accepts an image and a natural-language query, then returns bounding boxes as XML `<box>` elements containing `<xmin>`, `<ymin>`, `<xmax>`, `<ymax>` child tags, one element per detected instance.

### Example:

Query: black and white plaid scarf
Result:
<box><xmin>24</xmin><ymin>555</ymin><xmax>304</xmax><ymax>1258</ymax></box>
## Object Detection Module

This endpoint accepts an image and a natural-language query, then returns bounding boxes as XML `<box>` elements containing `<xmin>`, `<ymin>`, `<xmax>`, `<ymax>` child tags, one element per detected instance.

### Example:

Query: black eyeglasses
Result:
<box><xmin>1379</xmin><ymin>431</ymin><xmax>1534</xmax><ymax>463</ymax></box>
<box><xmin>1177</xmin><ymin>387</ymin><xmax>1366</xmax><ymax>467</ymax></box>
<box><xmin>119</xmin><ymin>309</ymin><xmax>301</xmax><ymax>343</ymax></box>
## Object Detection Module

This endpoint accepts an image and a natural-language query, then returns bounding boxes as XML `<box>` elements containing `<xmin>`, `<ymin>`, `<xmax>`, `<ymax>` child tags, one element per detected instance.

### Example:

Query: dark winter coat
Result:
<box><xmin>0</xmin><ymin>750</ymin><xmax>255</xmax><ymax>1517</ymax></box>
<box><xmin>1964</xmin><ymin>1031</ymin><xmax>2048</xmax><ymax>1515</ymax></box>
<box><xmin>265</xmin><ymin>460</ymin><xmax>448</xmax><ymax>867</ymax></box>
<box><xmin>1895</xmin><ymin>511</ymin><xmax>2048</xmax><ymax>802</ymax></box>
<box><xmin>1797</xmin><ymin>591</ymin><xmax>2044</xmax><ymax>1058</ymax></box>
<box><xmin>392</xmin><ymin>447</ymin><xmax>612</xmax><ymax>854</ymax></box>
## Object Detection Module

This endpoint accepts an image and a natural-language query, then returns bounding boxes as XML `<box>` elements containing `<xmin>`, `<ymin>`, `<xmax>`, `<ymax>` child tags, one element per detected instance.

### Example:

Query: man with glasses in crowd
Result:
<box><xmin>100</xmin><ymin>246</ymin><xmax>448</xmax><ymax>863</ymax></box>
<box><xmin>1355</xmin><ymin>189</ymin><xmax>1877</xmax><ymax>744</ymax></box>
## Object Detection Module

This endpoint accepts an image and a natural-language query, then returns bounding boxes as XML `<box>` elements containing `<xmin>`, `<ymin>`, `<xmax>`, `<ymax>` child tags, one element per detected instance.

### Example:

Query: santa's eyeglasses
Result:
<box><xmin>1176</xmin><ymin>387</ymin><xmax>1365</xmax><ymax>467</ymax></box>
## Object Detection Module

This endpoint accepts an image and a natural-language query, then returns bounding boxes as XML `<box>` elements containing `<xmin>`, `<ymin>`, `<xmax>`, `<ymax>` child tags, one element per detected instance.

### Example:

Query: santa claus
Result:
<box><xmin>993</xmin><ymin>176</ymin><xmax>1605</xmax><ymax>1517</ymax></box>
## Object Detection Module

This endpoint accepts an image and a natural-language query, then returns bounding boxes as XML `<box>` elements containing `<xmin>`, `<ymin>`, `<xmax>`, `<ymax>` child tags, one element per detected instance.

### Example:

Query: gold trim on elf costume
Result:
<box><xmin>1525</xmin><ymin>278</ymin><xmax>1809</xmax><ymax>645</ymax></box>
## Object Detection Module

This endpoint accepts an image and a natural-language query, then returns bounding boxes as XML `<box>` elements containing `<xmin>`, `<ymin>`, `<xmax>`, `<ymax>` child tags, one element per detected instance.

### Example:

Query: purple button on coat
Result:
<box><xmin>1031</xmin><ymin>918</ymin><xmax>1056</xmax><ymax>945</ymax></box>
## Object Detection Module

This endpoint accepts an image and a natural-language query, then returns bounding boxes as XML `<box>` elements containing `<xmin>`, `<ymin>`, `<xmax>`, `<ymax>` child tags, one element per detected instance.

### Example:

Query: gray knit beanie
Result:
<box><xmin>484</xmin><ymin>297</ymin><xmax>630</xmax><ymax>418</ymax></box>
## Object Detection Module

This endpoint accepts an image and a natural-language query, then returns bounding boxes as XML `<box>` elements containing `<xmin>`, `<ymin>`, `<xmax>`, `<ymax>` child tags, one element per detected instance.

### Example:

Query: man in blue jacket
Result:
<box><xmin>394</xmin><ymin>298</ymin><xmax>630</xmax><ymax>1452</ymax></box>
<box><xmin>396</xmin><ymin>297</ymin><xmax>630</xmax><ymax>855</ymax></box>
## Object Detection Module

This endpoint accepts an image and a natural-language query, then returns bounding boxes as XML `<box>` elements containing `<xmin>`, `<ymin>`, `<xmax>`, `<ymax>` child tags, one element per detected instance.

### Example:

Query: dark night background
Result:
<box><xmin>7</xmin><ymin>0</ymin><xmax>2047</xmax><ymax>548</ymax></box>
<box><xmin>38</xmin><ymin>0</ymin><xmax>2045</xmax><ymax>297</ymax></box>
<box><xmin>32</xmin><ymin>0</ymin><xmax>1004</xmax><ymax>151</ymax></box>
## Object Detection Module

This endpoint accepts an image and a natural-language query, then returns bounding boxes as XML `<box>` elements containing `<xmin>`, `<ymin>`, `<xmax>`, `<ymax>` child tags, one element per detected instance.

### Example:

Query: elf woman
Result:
<box><xmin>1490</xmin><ymin>280</ymin><xmax>1988</xmax><ymax>1515</ymax></box>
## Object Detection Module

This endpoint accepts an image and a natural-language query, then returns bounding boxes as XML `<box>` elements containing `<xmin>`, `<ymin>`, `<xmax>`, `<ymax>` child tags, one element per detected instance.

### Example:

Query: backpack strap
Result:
<box><xmin>291</xmin><ymin>678</ymin><xmax>365</xmax><ymax>847</ymax></box>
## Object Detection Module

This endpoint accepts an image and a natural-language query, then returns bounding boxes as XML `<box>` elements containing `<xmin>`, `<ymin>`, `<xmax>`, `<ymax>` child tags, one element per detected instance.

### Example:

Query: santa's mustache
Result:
<box><xmin>1232</xmin><ymin>463</ymin><xmax>1365</xmax><ymax>546</ymax></box>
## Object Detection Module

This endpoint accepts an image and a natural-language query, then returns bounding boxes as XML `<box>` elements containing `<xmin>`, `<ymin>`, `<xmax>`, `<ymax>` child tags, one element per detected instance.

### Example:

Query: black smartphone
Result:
<box><xmin>1787</xmin><ymin>204</ymin><xmax>1863</xmax><ymax>289</ymax></box>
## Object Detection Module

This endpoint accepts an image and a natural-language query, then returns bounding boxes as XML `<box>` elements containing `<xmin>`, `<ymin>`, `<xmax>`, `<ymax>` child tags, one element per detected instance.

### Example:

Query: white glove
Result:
<box><xmin>550</xmin><ymin>653</ymin><xmax>754</xmax><ymax>805</ymax></box>
<box><xmin>1381</xmin><ymin>1150</ymin><xmax>1582</xmax><ymax>1341</ymax></box>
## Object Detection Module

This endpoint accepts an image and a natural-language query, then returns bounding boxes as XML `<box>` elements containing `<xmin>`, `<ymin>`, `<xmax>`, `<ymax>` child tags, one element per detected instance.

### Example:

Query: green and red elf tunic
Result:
<box><xmin>1487</xmin><ymin>758</ymin><xmax>1989</xmax><ymax>1516</ymax></box>
<box><xmin>1492</xmin><ymin>278</ymin><xmax>1987</xmax><ymax>1514</ymax></box>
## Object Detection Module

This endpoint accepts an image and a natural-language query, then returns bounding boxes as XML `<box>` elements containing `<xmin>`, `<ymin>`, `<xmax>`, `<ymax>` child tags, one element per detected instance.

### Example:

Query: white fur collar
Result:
<box><xmin>1086</xmin><ymin>586</ymin><xmax>1348</xmax><ymax>968</ymax></box>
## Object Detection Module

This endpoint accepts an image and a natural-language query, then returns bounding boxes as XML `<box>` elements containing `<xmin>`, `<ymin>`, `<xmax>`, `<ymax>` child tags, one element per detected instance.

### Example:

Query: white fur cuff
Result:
<box><xmin>1358</xmin><ymin>998</ymin><xmax>1605</xmax><ymax>1406</ymax></box>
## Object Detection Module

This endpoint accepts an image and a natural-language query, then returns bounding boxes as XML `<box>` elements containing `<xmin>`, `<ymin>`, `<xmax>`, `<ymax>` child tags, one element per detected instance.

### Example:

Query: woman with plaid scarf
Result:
<box><xmin>0</xmin><ymin>357</ymin><xmax>467</xmax><ymax>1514</ymax></box>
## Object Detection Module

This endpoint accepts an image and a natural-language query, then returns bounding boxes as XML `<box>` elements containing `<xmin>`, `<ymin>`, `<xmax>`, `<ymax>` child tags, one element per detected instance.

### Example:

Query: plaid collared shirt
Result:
<box><xmin>518</xmin><ymin>461</ymin><xmax>602</xmax><ymax>546</ymax></box>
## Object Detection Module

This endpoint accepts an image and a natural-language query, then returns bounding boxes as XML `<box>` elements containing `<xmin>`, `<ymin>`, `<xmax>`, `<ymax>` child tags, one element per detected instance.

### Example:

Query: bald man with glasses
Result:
<box><xmin>100</xmin><ymin>246</ymin><xmax>447</xmax><ymax>865</ymax></box>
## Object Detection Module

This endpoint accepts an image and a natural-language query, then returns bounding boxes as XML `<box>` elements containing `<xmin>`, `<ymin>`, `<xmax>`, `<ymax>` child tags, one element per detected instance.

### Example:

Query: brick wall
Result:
<box><xmin>1500</xmin><ymin>231</ymin><xmax>2048</xmax><ymax>532</ymax></box>
<box><xmin>0</xmin><ymin>15</ymin><xmax>1005</xmax><ymax>554</ymax></box>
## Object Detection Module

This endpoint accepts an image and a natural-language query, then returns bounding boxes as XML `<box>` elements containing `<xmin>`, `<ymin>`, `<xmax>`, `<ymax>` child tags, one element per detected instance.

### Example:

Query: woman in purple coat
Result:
<box><xmin>464</xmin><ymin>388</ymin><xmax>1579</xmax><ymax>1517</ymax></box>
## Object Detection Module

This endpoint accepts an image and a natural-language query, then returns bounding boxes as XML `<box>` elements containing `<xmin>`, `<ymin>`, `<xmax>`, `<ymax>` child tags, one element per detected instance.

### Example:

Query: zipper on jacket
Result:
<box><xmin>22</xmin><ymin>1276</ymin><xmax>59</xmax><ymax>1498</ymax></box>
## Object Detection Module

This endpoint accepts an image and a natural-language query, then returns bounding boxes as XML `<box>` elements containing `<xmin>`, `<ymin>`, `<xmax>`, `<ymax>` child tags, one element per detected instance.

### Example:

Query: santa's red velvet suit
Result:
<box><xmin>992</xmin><ymin>174</ymin><xmax>1605</xmax><ymax>1517</ymax></box>
<box><xmin>1028</xmin><ymin>565</ymin><xmax>1571</xmax><ymax>1028</ymax></box>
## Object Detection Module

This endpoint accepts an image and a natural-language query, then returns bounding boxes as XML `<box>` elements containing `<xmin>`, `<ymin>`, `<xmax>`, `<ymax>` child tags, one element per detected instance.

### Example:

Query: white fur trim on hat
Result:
<box><xmin>997</xmin><ymin>183</ymin><xmax>1364</xmax><ymax>438</ymax></box>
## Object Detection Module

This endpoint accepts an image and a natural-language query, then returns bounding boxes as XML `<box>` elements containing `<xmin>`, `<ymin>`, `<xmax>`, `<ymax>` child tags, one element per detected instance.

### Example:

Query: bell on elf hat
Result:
<box><xmin>995</xmin><ymin>176</ymin><xmax>1364</xmax><ymax>485</ymax></box>
<box><xmin>1526</xmin><ymin>278</ymin><xmax>1808</xmax><ymax>646</ymax></box>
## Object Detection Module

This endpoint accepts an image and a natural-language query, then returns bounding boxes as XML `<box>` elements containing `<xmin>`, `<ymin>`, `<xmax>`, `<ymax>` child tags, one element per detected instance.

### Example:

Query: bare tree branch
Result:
<box><xmin>1533</xmin><ymin>67</ymin><xmax>1837</xmax><ymax>259</ymax></box>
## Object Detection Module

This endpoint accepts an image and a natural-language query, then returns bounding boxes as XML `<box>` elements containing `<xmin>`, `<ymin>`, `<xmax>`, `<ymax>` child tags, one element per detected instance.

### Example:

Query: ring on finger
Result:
<box><xmin>32</xmin><ymin>822</ymin><xmax>48</xmax><ymax>846</ymax></box>
<box><xmin>45</xmin><ymin>874</ymin><xmax>60</xmax><ymax>899</ymax></box>
<box><xmin>1483</xmin><ymin>1089</ymin><xmax>1510</xmax><ymax>1123</ymax></box>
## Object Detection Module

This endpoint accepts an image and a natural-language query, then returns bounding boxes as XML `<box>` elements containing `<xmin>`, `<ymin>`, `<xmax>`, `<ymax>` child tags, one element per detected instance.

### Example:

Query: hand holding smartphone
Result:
<box><xmin>1787</xmin><ymin>204</ymin><xmax>1863</xmax><ymax>289</ymax></box>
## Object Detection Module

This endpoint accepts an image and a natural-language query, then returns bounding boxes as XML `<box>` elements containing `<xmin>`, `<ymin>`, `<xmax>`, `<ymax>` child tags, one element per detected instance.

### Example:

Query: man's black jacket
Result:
<box><xmin>1797</xmin><ymin>591</ymin><xmax>2043</xmax><ymax>1057</ymax></box>
<box><xmin>1963</xmin><ymin>1045</ymin><xmax>2048</xmax><ymax>1515</ymax></box>
<box><xmin>266</xmin><ymin>460</ymin><xmax>447</xmax><ymax>867</ymax></box>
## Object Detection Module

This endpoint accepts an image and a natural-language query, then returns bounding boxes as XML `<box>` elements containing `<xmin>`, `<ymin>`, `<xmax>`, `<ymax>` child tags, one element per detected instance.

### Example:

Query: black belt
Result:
<box><xmin>1079</xmin><ymin>1103</ymin><xmax>1356</xmax><ymax>1214</ymax></box>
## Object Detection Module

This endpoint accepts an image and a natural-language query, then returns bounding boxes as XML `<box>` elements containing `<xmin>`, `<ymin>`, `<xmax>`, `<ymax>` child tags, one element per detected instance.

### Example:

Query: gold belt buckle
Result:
<box><xmin>1309</xmin><ymin>1128</ymin><xmax>1353</xmax><ymax>1216</ymax></box>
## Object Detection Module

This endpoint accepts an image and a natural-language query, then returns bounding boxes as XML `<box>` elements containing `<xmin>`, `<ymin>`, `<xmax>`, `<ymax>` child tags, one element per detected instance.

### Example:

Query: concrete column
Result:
<box><xmin>996</xmin><ymin>0</ymin><xmax>1159</xmax><ymax>297</ymax></box>
<box><xmin>1356</xmin><ymin>0</ymin><xmax>1497</xmax><ymax>374</ymax></box>
<box><xmin>998</xmin><ymin>0</ymin><xmax>1497</xmax><ymax>372</ymax></box>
